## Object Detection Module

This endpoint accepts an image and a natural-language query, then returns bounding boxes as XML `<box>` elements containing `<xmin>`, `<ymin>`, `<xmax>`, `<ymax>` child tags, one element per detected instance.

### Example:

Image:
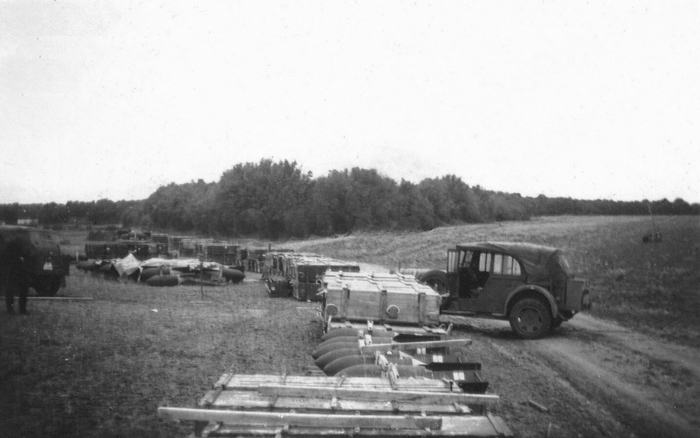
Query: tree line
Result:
<box><xmin>2</xmin><ymin>159</ymin><xmax>698</xmax><ymax>238</ymax></box>
<box><xmin>0</xmin><ymin>199</ymin><xmax>142</xmax><ymax>229</ymax></box>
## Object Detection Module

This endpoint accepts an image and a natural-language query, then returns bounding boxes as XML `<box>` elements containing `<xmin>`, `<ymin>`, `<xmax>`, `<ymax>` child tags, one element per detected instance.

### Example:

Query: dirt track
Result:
<box><xmin>447</xmin><ymin>314</ymin><xmax>700</xmax><ymax>438</ymax></box>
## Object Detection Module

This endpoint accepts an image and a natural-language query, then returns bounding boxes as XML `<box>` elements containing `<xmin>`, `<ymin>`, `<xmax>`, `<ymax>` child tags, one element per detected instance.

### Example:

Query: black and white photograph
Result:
<box><xmin>1</xmin><ymin>1</ymin><xmax>698</xmax><ymax>437</ymax></box>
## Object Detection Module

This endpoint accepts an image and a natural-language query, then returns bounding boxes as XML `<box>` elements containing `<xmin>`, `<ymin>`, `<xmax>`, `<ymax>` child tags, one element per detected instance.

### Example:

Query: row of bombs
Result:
<box><xmin>311</xmin><ymin>327</ymin><xmax>489</xmax><ymax>394</ymax></box>
<box><xmin>75</xmin><ymin>260</ymin><xmax>245</xmax><ymax>286</ymax></box>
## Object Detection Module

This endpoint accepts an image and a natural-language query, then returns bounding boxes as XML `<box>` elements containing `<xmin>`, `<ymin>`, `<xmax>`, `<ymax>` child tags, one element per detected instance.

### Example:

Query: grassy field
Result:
<box><xmin>289</xmin><ymin>216</ymin><xmax>700</xmax><ymax>347</ymax></box>
<box><xmin>0</xmin><ymin>272</ymin><xmax>321</xmax><ymax>438</ymax></box>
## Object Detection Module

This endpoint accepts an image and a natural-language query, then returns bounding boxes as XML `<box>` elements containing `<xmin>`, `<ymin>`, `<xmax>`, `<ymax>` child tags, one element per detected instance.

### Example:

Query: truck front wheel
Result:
<box><xmin>509</xmin><ymin>298</ymin><xmax>552</xmax><ymax>339</ymax></box>
<box><xmin>34</xmin><ymin>276</ymin><xmax>61</xmax><ymax>297</ymax></box>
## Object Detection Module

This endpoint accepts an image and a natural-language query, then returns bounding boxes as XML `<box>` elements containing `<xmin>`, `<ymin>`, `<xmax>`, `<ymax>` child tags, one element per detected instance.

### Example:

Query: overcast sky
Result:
<box><xmin>1</xmin><ymin>0</ymin><xmax>698</xmax><ymax>205</ymax></box>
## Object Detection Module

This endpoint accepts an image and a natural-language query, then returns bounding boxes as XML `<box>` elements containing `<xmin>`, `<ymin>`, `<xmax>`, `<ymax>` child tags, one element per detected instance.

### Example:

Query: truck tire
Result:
<box><xmin>35</xmin><ymin>277</ymin><xmax>61</xmax><ymax>297</ymax></box>
<box><xmin>509</xmin><ymin>297</ymin><xmax>552</xmax><ymax>339</ymax></box>
<box><xmin>222</xmin><ymin>268</ymin><xmax>245</xmax><ymax>283</ymax></box>
<box><xmin>418</xmin><ymin>270</ymin><xmax>447</xmax><ymax>294</ymax></box>
<box><xmin>140</xmin><ymin>267</ymin><xmax>170</xmax><ymax>282</ymax></box>
<box><xmin>146</xmin><ymin>275</ymin><xmax>180</xmax><ymax>287</ymax></box>
<box><xmin>76</xmin><ymin>260</ymin><xmax>96</xmax><ymax>271</ymax></box>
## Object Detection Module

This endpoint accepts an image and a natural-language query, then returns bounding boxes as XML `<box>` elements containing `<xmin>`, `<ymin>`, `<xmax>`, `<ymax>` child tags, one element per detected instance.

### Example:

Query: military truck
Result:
<box><xmin>0</xmin><ymin>226</ymin><xmax>70</xmax><ymax>297</ymax></box>
<box><xmin>406</xmin><ymin>242</ymin><xmax>591</xmax><ymax>339</ymax></box>
<box><xmin>263</xmin><ymin>252</ymin><xmax>361</xmax><ymax>301</ymax></box>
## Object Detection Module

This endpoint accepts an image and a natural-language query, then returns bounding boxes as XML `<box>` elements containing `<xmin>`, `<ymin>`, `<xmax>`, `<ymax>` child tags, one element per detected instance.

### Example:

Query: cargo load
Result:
<box><xmin>321</xmin><ymin>272</ymin><xmax>442</xmax><ymax>326</ymax></box>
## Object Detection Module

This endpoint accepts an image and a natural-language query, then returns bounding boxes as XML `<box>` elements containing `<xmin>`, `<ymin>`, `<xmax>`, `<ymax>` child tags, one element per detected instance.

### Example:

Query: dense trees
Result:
<box><xmin>0</xmin><ymin>200</ymin><xmax>141</xmax><ymax>227</ymax></box>
<box><xmin>3</xmin><ymin>159</ymin><xmax>698</xmax><ymax>237</ymax></box>
<box><xmin>214</xmin><ymin>160</ymin><xmax>314</xmax><ymax>237</ymax></box>
<box><xmin>145</xmin><ymin>180</ymin><xmax>216</xmax><ymax>232</ymax></box>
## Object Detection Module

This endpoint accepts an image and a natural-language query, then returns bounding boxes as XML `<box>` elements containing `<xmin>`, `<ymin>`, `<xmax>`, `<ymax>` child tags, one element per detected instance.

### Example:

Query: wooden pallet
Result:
<box><xmin>326</xmin><ymin>318</ymin><xmax>451</xmax><ymax>337</ymax></box>
<box><xmin>158</xmin><ymin>373</ymin><xmax>513</xmax><ymax>437</ymax></box>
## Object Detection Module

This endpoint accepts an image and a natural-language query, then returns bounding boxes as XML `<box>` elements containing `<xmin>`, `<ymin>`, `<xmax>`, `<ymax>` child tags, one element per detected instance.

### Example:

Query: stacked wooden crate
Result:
<box><xmin>322</xmin><ymin>272</ymin><xmax>442</xmax><ymax>326</ymax></box>
<box><xmin>159</xmin><ymin>371</ymin><xmax>512</xmax><ymax>437</ymax></box>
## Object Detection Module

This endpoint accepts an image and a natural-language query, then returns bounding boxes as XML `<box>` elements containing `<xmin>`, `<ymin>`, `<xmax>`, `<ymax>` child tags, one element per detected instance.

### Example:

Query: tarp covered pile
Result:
<box><xmin>76</xmin><ymin>254</ymin><xmax>245</xmax><ymax>287</ymax></box>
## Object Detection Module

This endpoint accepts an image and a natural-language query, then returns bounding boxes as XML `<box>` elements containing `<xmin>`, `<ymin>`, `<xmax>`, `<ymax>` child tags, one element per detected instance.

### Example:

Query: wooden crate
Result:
<box><xmin>323</xmin><ymin>272</ymin><xmax>442</xmax><ymax>326</ymax></box>
<box><xmin>158</xmin><ymin>373</ymin><xmax>512</xmax><ymax>437</ymax></box>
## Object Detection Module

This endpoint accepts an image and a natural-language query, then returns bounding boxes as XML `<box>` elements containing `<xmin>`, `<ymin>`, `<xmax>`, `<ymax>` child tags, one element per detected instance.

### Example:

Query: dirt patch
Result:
<box><xmin>444</xmin><ymin>313</ymin><xmax>700</xmax><ymax>438</ymax></box>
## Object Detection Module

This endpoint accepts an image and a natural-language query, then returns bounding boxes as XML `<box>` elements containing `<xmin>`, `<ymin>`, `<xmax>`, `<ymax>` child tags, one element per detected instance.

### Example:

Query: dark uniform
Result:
<box><xmin>2</xmin><ymin>238</ymin><xmax>30</xmax><ymax>315</ymax></box>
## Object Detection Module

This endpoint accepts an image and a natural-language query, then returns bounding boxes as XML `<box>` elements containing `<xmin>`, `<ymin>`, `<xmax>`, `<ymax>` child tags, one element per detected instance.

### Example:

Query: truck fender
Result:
<box><xmin>504</xmin><ymin>285</ymin><xmax>558</xmax><ymax>318</ymax></box>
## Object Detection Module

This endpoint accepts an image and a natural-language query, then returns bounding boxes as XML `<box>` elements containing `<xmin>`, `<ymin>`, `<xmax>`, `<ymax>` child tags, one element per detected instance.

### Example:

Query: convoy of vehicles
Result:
<box><xmin>0</xmin><ymin>224</ymin><xmax>586</xmax><ymax>435</ymax></box>
<box><xmin>0</xmin><ymin>222</ymin><xmax>589</xmax><ymax>339</ymax></box>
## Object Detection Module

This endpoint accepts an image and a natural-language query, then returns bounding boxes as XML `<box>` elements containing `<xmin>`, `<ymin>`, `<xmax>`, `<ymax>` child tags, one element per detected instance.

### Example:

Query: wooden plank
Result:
<box><xmin>198</xmin><ymin>390</ymin><xmax>221</xmax><ymax>408</ymax></box>
<box><xmin>418</xmin><ymin>292</ymin><xmax>426</xmax><ymax>324</ymax></box>
<box><xmin>211</xmin><ymin>391</ymin><xmax>467</xmax><ymax>414</ymax></box>
<box><xmin>527</xmin><ymin>397</ymin><xmax>550</xmax><ymax>413</ymax></box>
<box><xmin>26</xmin><ymin>296</ymin><xmax>93</xmax><ymax>301</ymax></box>
<box><xmin>487</xmin><ymin>413</ymin><xmax>514</xmax><ymax>436</ymax></box>
<box><xmin>197</xmin><ymin>415</ymin><xmax>512</xmax><ymax>437</ymax></box>
<box><xmin>158</xmin><ymin>407</ymin><xmax>443</xmax><ymax>430</ymax></box>
<box><xmin>453</xmin><ymin>403</ymin><xmax>471</xmax><ymax>414</ymax></box>
<box><xmin>225</xmin><ymin>374</ymin><xmax>455</xmax><ymax>393</ymax></box>
<box><xmin>388</xmin><ymin>363</ymin><xmax>399</xmax><ymax>390</ymax></box>
<box><xmin>328</xmin><ymin>320</ymin><xmax>447</xmax><ymax>336</ymax></box>
<box><xmin>213</xmin><ymin>373</ymin><xmax>232</xmax><ymax>388</ymax></box>
<box><xmin>201</xmin><ymin>372</ymin><xmax>235</xmax><ymax>407</ymax></box>
<box><xmin>256</xmin><ymin>384</ymin><xmax>499</xmax><ymax>405</ymax></box>
<box><xmin>360</xmin><ymin>338</ymin><xmax>472</xmax><ymax>353</ymax></box>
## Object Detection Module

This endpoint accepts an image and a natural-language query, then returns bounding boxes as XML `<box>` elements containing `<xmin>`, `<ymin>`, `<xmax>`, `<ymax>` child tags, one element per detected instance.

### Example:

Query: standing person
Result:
<box><xmin>2</xmin><ymin>238</ymin><xmax>30</xmax><ymax>315</ymax></box>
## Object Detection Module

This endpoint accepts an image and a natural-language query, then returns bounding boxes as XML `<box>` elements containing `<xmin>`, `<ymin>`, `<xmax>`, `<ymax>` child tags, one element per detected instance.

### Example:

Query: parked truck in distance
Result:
<box><xmin>404</xmin><ymin>242</ymin><xmax>591</xmax><ymax>339</ymax></box>
<box><xmin>0</xmin><ymin>225</ymin><xmax>71</xmax><ymax>297</ymax></box>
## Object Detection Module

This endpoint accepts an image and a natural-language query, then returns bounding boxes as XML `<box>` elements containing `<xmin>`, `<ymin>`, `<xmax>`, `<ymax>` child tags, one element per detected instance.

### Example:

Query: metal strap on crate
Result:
<box><xmin>379</xmin><ymin>289</ymin><xmax>388</xmax><ymax>323</ymax></box>
<box><xmin>418</xmin><ymin>291</ymin><xmax>426</xmax><ymax>325</ymax></box>
<box><xmin>340</xmin><ymin>285</ymin><xmax>350</xmax><ymax>320</ymax></box>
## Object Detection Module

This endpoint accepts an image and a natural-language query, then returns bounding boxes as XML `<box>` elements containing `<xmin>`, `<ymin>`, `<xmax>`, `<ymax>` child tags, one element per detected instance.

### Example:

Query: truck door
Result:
<box><xmin>474</xmin><ymin>253</ymin><xmax>523</xmax><ymax>314</ymax></box>
<box><xmin>446</xmin><ymin>249</ymin><xmax>459</xmax><ymax>298</ymax></box>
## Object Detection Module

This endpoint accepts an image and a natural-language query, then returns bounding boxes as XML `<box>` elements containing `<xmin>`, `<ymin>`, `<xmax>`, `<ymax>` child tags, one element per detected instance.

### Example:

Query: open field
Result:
<box><xmin>1</xmin><ymin>216</ymin><xmax>699</xmax><ymax>437</ymax></box>
<box><xmin>0</xmin><ymin>272</ymin><xmax>321</xmax><ymax>438</ymax></box>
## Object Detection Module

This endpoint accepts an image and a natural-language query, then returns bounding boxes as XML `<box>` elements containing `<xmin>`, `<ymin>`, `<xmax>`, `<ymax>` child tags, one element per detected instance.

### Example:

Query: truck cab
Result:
<box><xmin>0</xmin><ymin>226</ymin><xmax>70</xmax><ymax>297</ymax></box>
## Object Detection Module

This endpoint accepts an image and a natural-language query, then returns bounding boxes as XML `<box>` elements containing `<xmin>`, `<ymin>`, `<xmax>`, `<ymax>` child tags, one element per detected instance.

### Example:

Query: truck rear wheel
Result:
<box><xmin>509</xmin><ymin>297</ymin><xmax>552</xmax><ymax>339</ymax></box>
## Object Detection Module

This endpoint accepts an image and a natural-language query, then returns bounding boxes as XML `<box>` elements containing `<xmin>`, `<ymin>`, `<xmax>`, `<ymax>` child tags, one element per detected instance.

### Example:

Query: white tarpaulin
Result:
<box><xmin>114</xmin><ymin>253</ymin><xmax>141</xmax><ymax>276</ymax></box>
